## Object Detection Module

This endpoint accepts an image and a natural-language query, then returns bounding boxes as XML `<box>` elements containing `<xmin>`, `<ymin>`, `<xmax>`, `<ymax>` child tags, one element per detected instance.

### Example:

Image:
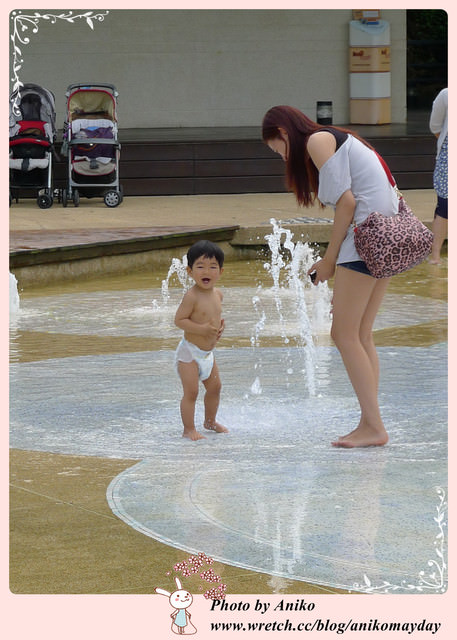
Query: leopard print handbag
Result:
<box><xmin>354</xmin><ymin>194</ymin><xmax>433</xmax><ymax>279</ymax></box>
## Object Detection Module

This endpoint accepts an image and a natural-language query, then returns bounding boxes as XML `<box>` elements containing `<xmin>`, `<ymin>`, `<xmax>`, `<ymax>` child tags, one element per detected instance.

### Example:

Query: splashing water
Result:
<box><xmin>10</xmin><ymin>272</ymin><xmax>20</xmax><ymax>316</ymax></box>
<box><xmin>256</xmin><ymin>219</ymin><xmax>332</xmax><ymax>397</ymax></box>
<box><xmin>161</xmin><ymin>256</ymin><xmax>192</xmax><ymax>302</ymax></box>
<box><xmin>156</xmin><ymin>221</ymin><xmax>332</xmax><ymax>398</ymax></box>
<box><xmin>251</xmin><ymin>295</ymin><xmax>266</xmax><ymax>347</ymax></box>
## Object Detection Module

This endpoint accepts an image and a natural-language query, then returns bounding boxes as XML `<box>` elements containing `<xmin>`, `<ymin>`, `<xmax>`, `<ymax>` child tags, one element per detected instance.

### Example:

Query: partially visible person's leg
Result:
<box><xmin>431</xmin><ymin>137</ymin><xmax>447</xmax><ymax>264</ymax></box>
<box><xmin>330</xmin><ymin>267</ymin><xmax>389</xmax><ymax>447</ymax></box>
<box><xmin>430</xmin><ymin>204</ymin><xmax>448</xmax><ymax>264</ymax></box>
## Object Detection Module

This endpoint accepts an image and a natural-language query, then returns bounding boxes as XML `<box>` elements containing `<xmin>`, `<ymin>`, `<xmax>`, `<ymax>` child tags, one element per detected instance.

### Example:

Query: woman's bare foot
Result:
<box><xmin>204</xmin><ymin>420</ymin><xmax>229</xmax><ymax>433</ymax></box>
<box><xmin>183</xmin><ymin>429</ymin><xmax>206</xmax><ymax>441</ymax></box>
<box><xmin>332</xmin><ymin>424</ymin><xmax>388</xmax><ymax>448</ymax></box>
<box><xmin>335</xmin><ymin>417</ymin><xmax>366</xmax><ymax>442</ymax></box>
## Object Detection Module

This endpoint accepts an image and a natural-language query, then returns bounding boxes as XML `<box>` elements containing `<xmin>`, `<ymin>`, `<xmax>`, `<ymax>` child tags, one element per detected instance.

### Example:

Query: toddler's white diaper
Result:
<box><xmin>175</xmin><ymin>338</ymin><xmax>214</xmax><ymax>381</ymax></box>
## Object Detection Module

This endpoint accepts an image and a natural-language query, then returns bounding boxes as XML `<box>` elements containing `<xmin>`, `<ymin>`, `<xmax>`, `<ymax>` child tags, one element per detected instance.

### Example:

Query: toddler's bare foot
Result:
<box><xmin>204</xmin><ymin>420</ymin><xmax>229</xmax><ymax>434</ymax></box>
<box><xmin>332</xmin><ymin>424</ymin><xmax>388</xmax><ymax>448</ymax></box>
<box><xmin>183</xmin><ymin>429</ymin><xmax>206</xmax><ymax>441</ymax></box>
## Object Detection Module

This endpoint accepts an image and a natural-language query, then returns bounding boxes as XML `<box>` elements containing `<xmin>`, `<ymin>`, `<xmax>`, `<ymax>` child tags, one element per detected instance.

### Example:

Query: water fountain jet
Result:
<box><xmin>9</xmin><ymin>272</ymin><xmax>20</xmax><ymax>316</ymax></box>
<box><xmin>258</xmin><ymin>219</ymin><xmax>332</xmax><ymax>396</ymax></box>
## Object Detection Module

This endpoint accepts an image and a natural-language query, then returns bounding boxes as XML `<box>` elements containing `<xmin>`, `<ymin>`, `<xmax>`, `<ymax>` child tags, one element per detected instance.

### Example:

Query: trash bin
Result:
<box><xmin>316</xmin><ymin>101</ymin><xmax>333</xmax><ymax>124</ymax></box>
<box><xmin>349</xmin><ymin>19</ymin><xmax>391</xmax><ymax>124</ymax></box>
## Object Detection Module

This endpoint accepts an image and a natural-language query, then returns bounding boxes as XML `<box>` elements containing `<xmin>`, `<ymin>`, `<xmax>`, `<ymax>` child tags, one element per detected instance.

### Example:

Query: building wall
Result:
<box><xmin>10</xmin><ymin>9</ymin><xmax>407</xmax><ymax>129</ymax></box>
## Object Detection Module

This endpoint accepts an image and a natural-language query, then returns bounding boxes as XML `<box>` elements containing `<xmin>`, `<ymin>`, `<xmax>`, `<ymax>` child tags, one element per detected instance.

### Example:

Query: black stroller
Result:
<box><xmin>9</xmin><ymin>83</ymin><xmax>58</xmax><ymax>209</ymax></box>
<box><xmin>61</xmin><ymin>83</ymin><xmax>122</xmax><ymax>207</ymax></box>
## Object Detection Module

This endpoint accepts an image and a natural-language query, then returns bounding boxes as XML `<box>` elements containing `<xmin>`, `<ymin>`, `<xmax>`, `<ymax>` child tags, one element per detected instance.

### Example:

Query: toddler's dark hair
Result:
<box><xmin>187</xmin><ymin>240</ymin><xmax>225</xmax><ymax>268</ymax></box>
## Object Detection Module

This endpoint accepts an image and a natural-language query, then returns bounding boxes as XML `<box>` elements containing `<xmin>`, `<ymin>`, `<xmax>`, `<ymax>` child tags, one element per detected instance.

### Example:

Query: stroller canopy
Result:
<box><xmin>9</xmin><ymin>84</ymin><xmax>57</xmax><ymax>137</ymax></box>
<box><xmin>66</xmin><ymin>85</ymin><xmax>117</xmax><ymax>122</ymax></box>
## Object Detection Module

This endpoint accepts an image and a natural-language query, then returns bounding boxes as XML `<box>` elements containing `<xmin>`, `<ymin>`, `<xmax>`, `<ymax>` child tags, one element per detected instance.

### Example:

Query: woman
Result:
<box><xmin>429</xmin><ymin>88</ymin><xmax>448</xmax><ymax>264</ymax></box>
<box><xmin>262</xmin><ymin>105</ymin><xmax>398</xmax><ymax>448</ymax></box>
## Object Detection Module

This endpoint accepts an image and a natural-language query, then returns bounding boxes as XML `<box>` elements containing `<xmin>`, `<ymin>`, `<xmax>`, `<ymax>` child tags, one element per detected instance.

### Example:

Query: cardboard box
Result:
<box><xmin>350</xmin><ymin>72</ymin><xmax>391</xmax><ymax>99</ymax></box>
<box><xmin>349</xmin><ymin>20</ymin><xmax>390</xmax><ymax>46</ymax></box>
<box><xmin>349</xmin><ymin>46</ymin><xmax>390</xmax><ymax>72</ymax></box>
<box><xmin>352</xmin><ymin>10</ymin><xmax>381</xmax><ymax>22</ymax></box>
<box><xmin>350</xmin><ymin>98</ymin><xmax>391</xmax><ymax>124</ymax></box>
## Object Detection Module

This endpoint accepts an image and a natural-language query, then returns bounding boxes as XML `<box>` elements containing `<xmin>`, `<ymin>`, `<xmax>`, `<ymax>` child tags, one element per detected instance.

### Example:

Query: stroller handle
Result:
<box><xmin>66</xmin><ymin>83</ymin><xmax>118</xmax><ymax>96</ymax></box>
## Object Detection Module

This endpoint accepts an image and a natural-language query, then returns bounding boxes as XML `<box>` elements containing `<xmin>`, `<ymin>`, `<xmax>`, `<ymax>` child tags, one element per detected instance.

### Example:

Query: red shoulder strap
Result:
<box><xmin>375</xmin><ymin>151</ymin><xmax>396</xmax><ymax>187</ymax></box>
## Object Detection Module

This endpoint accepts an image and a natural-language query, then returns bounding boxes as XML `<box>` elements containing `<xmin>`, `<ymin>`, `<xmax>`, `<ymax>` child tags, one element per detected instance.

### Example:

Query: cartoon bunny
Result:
<box><xmin>155</xmin><ymin>577</ymin><xmax>197</xmax><ymax>635</ymax></box>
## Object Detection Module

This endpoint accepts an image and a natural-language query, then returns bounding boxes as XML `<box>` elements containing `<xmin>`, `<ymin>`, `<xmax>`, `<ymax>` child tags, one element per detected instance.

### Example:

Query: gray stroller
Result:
<box><xmin>61</xmin><ymin>83</ymin><xmax>122</xmax><ymax>207</ymax></box>
<box><xmin>9</xmin><ymin>83</ymin><xmax>57</xmax><ymax>208</ymax></box>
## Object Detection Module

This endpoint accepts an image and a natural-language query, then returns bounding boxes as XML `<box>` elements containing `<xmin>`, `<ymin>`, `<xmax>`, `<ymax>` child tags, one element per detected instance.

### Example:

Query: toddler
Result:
<box><xmin>174</xmin><ymin>240</ymin><xmax>229</xmax><ymax>440</ymax></box>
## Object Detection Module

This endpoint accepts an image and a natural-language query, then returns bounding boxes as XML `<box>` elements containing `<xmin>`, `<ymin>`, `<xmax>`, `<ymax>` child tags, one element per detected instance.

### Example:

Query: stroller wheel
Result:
<box><xmin>37</xmin><ymin>193</ymin><xmax>53</xmax><ymax>209</ymax></box>
<box><xmin>104</xmin><ymin>190</ymin><xmax>122</xmax><ymax>208</ymax></box>
<box><xmin>62</xmin><ymin>188</ymin><xmax>68</xmax><ymax>208</ymax></box>
<box><xmin>73</xmin><ymin>189</ymin><xmax>80</xmax><ymax>207</ymax></box>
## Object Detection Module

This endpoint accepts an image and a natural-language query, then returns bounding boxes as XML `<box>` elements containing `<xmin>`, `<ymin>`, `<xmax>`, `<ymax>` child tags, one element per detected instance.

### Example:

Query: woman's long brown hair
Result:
<box><xmin>262</xmin><ymin>105</ymin><xmax>374</xmax><ymax>207</ymax></box>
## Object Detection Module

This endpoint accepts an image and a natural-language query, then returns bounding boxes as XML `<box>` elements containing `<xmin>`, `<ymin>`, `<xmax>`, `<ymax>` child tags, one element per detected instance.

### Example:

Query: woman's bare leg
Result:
<box><xmin>330</xmin><ymin>267</ymin><xmax>389</xmax><ymax>447</ymax></box>
<box><xmin>338</xmin><ymin>274</ymin><xmax>391</xmax><ymax>442</ymax></box>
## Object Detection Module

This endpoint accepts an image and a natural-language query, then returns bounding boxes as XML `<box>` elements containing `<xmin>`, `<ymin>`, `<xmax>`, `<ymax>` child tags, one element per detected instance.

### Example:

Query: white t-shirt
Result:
<box><xmin>317</xmin><ymin>135</ymin><xmax>399</xmax><ymax>263</ymax></box>
<box><xmin>429</xmin><ymin>88</ymin><xmax>448</xmax><ymax>158</ymax></box>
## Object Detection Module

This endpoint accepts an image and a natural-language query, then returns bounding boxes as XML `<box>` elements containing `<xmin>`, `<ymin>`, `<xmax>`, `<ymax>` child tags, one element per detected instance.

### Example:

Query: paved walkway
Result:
<box><xmin>10</xmin><ymin>189</ymin><xmax>436</xmax><ymax>245</ymax></box>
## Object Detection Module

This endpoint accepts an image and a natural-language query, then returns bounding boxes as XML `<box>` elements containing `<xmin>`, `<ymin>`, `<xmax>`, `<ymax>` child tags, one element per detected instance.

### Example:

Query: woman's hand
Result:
<box><xmin>308</xmin><ymin>258</ymin><xmax>335</xmax><ymax>285</ymax></box>
<box><xmin>308</xmin><ymin>191</ymin><xmax>355</xmax><ymax>285</ymax></box>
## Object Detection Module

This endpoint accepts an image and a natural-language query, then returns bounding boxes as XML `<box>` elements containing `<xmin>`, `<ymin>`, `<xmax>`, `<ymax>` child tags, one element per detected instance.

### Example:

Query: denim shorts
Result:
<box><xmin>338</xmin><ymin>260</ymin><xmax>372</xmax><ymax>276</ymax></box>
<box><xmin>434</xmin><ymin>195</ymin><xmax>448</xmax><ymax>220</ymax></box>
